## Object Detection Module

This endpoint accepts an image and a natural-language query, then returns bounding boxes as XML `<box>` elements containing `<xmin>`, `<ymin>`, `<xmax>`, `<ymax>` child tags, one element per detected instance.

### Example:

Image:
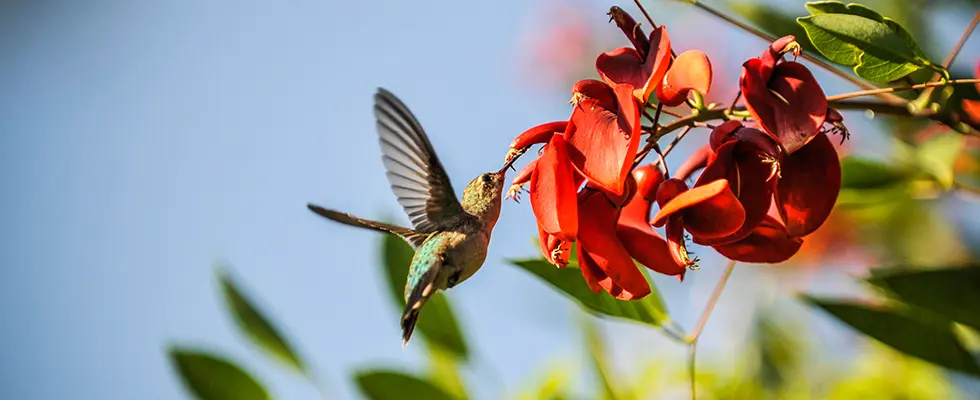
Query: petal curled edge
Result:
<box><xmin>510</xmin><ymin>121</ymin><xmax>568</xmax><ymax>149</ymax></box>
<box><xmin>656</xmin><ymin>50</ymin><xmax>712</xmax><ymax>107</ymax></box>
<box><xmin>530</xmin><ymin>134</ymin><xmax>579</xmax><ymax>241</ymax></box>
<box><xmin>651</xmin><ymin>179</ymin><xmax>745</xmax><ymax>239</ymax></box>
<box><xmin>712</xmin><ymin>215</ymin><xmax>803</xmax><ymax>263</ymax></box>
<box><xmin>776</xmin><ymin>131</ymin><xmax>841</xmax><ymax>238</ymax></box>
<box><xmin>578</xmin><ymin>190</ymin><xmax>651</xmax><ymax>300</ymax></box>
<box><xmin>595</xmin><ymin>26</ymin><xmax>671</xmax><ymax>103</ymax></box>
<box><xmin>538</xmin><ymin>225</ymin><xmax>571</xmax><ymax>267</ymax></box>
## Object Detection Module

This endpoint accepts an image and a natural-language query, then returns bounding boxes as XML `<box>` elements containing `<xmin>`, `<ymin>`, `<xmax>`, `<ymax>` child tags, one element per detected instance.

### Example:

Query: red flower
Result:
<box><xmin>651</xmin><ymin>178</ymin><xmax>746</xmax><ymax>268</ymax></box>
<box><xmin>688</xmin><ymin>121</ymin><xmax>842</xmax><ymax>263</ymax></box>
<box><xmin>960</xmin><ymin>61</ymin><xmax>980</xmax><ymax>125</ymax></box>
<box><xmin>740</xmin><ymin>35</ymin><xmax>828</xmax><ymax>154</ymax></box>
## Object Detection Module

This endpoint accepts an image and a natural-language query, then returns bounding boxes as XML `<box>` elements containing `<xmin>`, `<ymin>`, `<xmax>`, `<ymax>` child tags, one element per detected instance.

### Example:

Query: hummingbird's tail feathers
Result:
<box><xmin>400</xmin><ymin>266</ymin><xmax>439</xmax><ymax>347</ymax></box>
<box><xmin>306</xmin><ymin>203</ymin><xmax>428</xmax><ymax>248</ymax></box>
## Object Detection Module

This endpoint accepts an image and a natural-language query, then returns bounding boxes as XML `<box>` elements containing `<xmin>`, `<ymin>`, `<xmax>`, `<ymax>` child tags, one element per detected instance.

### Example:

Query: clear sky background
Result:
<box><xmin>1</xmin><ymin>1</ymin><xmax>978</xmax><ymax>399</ymax></box>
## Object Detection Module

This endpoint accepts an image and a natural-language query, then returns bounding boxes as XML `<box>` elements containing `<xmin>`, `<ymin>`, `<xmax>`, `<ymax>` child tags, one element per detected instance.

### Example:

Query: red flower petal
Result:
<box><xmin>595</xmin><ymin>27</ymin><xmax>671</xmax><ymax>103</ymax></box>
<box><xmin>565</xmin><ymin>86</ymin><xmax>641</xmax><ymax>196</ymax></box>
<box><xmin>776</xmin><ymin>131</ymin><xmax>841</xmax><ymax>237</ymax></box>
<box><xmin>576</xmin><ymin>245</ymin><xmax>606</xmax><ymax>293</ymax></box>
<box><xmin>651</xmin><ymin>179</ymin><xmax>745</xmax><ymax>239</ymax></box>
<box><xmin>742</xmin><ymin>60</ymin><xmax>827</xmax><ymax>154</ymax></box>
<box><xmin>572</xmin><ymin>79</ymin><xmax>618</xmax><ymax>110</ymax></box>
<box><xmin>712</xmin><ymin>215</ymin><xmax>803</xmax><ymax>263</ymax></box>
<box><xmin>578</xmin><ymin>190</ymin><xmax>650</xmax><ymax>299</ymax></box>
<box><xmin>664</xmin><ymin>214</ymin><xmax>694</xmax><ymax>268</ymax></box>
<box><xmin>539</xmin><ymin>225</ymin><xmax>572</xmax><ymax>266</ymax></box>
<box><xmin>617</xmin><ymin>194</ymin><xmax>686</xmax><ymax>279</ymax></box>
<box><xmin>760</xmin><ymin>35</ymin><xmax>798</xmax><ymax>71</ymax></box>
<box><xmin>530</xmin><ymin>134</ymin><xmax>579</xmax><ymax>241</ymax></box>
<box><xmin>510</xmin><ymin>121</ymin><xmax>568</xmax><ymax>149</ymax></box>
<box><xmin>695</xmin><ymin>130</ymin><xmax>778</xmax><ymax>245</ymax></box>
<box><xmin>656</xmin><ymin>50</ymin><xmax>713</xmax><ymax>107</ymax></box>
<box><xmin>709</xmin><ymin>120</ymin><xmax>744</xmax><ymax>151</ymax></box>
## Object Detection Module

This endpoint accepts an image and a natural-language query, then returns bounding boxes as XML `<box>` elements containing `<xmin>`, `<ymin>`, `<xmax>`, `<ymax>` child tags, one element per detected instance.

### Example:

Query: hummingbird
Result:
<box><xmin>307</xmin><ymin>88</ymin><xmax>524</xmax><ymax>347</ymax></box>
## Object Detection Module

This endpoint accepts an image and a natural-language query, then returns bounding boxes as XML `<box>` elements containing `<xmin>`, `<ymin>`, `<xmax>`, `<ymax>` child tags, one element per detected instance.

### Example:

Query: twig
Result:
<box><xmin>633</xmin><ymin>0</ymin><xmax>678</xmax><ymax>59</ymax></box>
<box><xmin>727</xmin><ymin>90</ymin><xmax>742</xmax><ymax>113</ymax></box>
<box><xmin>686</xmin><ymin>259</ymin><xmax>736</xmax><ymax>400</ymax></box>
<box><xmin>647</xmin><ymin>125</ymin><xmax>694</xmax><ymax>168</ymax></box>
<box><xmin>653</xmin><ymin>143</ymin><xmax>670</xmax><ymax>177</ymax></box>
<box><xmin>683</xmin><ymin>0</ymin><xmax>905</xmax><ymax>104</ymax></box>
<box><xmin>825</xmin><ymin>78</ymin><xmax>980</xmax><ymax>101</ymax></box>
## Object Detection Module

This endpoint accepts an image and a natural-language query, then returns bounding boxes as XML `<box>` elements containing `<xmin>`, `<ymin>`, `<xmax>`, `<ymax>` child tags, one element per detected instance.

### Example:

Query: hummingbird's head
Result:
<box><xmin>461</xmin><ymin>170</ymin><xmax>508</xmax><ymax>225</ymax></box>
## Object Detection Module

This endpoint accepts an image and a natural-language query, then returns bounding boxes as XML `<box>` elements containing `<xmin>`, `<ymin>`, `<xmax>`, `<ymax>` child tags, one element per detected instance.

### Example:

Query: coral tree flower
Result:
<box><xmin>651</xmin><ymin>178</ymin><xmax>745</xmax><ymax>268</ymax></box>
<box><xmin>740</xmin><ymin>35</ymin><xmax>827</xmax><ymax>155</ymax></box>
<box><xmin>689</xmin><ymin>119</ymin><xmax>841</xmax><ymax>263</ymax></box>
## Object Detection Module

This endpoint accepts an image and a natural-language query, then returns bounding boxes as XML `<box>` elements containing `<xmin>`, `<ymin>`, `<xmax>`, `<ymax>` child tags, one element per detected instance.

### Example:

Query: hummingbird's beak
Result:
<box><xmin>499</xmin><ymin>147</ymin><xmax>528</xmax><ymax>174</ymax></box>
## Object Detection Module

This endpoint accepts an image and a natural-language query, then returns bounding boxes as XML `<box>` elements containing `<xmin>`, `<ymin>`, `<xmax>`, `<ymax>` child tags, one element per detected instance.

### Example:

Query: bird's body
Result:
<box><xmin>308</xmin><ymin>88</ymin><xmax>517</xmax><ymax>346</ymax></box>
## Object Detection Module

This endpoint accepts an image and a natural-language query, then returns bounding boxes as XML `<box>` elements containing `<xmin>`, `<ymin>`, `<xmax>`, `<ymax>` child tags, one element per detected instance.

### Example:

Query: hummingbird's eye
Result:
<box><xmin>481</xmin><ymin>174</ymin><xmax>492</xmax><ymax>185</ymax></box>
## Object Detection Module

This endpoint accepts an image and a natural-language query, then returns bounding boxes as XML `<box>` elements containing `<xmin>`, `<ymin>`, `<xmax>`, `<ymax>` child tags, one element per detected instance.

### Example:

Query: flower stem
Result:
<box><xmin>681</xmin><ymin>0</ymin><xmax>905</xmax><ymax>104</ymax></box>
<box><xmin>825</xmin><ymin>78</ymin><xmax>980</xmax><ymax>101</ymax></box>
<box><xmin>686</xmin><ymin>259</ymin><xmax>736</xmax><ymax>400</ymax></box>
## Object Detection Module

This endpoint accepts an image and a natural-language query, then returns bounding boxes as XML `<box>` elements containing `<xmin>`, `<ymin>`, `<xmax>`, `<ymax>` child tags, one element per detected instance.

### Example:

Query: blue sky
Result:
<box><xmin>1</xmin><ymin>1</ymin><xmax>978</xmax><ymax>399</ymax></box>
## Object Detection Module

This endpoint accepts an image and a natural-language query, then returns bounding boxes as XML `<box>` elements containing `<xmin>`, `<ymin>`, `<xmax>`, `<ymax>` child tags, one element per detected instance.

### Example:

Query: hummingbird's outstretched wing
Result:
<box><xmin>307</xmin><ymin>204</ymin><xmax>430</xmax><ymax>249</ymax></box>
<box><xmin>374</xmin><ymin>88</ymin><xmax>465</xmax><ymax>233</ymax></box>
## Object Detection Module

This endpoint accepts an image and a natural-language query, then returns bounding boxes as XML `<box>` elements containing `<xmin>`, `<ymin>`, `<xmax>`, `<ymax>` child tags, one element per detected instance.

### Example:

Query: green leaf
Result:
<box><xmin>584</xmin><ymin>319</ymin><xmax>621</xmax><ymax>400</ymax></box>
<box><xmin>514</xmin><ymin>361</ymin><xmax>573</xmax><ymax>400</ymax></box>
<box><xmin>840</xmin><ymin>157</ymin><xmax>911</xmax><ymax>189</ymax></box>
<box><xmin>507</xmin><ymin>258</ymin><xmax>668</xmax><ymax>327</ymax></box>
<box><xmin>168</xmin><ymin>347</ymin><xmax>271</xmax><ymax>400</ymax></box>
<box><xmin>804</xmin><ymin>297</ymin><xmax>980</xmax><ymax>377</ymax></box>
<box><xmin>796</xmin><ymin>1</ymin><xmax>942</xmax><ymax>82</ymax></box>
<box><xmin>915</xmin><ymin>131</ymin><xmax>965</xmax><ymax>190</ymax></box>
<box><xmin>354</xmin><ymin>370</ymin><xmax>459</xmax><ymax>400</ymax></box>
<box><xmin>868</xmin><ymin>266</ymin><xmax>980</xmax><ymax>331</ymax></box>
<box><xmin>425</xmin><ymin>343</ymin><xmax>469</xmax><ymax>399</ymax></box>
<box><xmin>380</xmin><ymin>234</ymin><xmax>469</xmax><ymax>359</ymax></box>
<box><xmin>217</xmin><ymin>267</ymin><xmax>306</xmax><ymax>374</ymax></box>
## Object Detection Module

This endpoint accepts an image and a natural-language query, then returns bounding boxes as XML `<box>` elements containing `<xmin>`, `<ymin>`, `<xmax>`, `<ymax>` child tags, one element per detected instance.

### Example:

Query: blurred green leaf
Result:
<box><xmin>584</xmin><ymin>319</ymin><xmax>621</xmax><ymax>400</ymax></box>
<box><xmin>868</xmin><ymin>265</ymin><xmax>980</xmax><ymax>331</ymax></box>
<box><xmin>915</xmin><ymin>131</ymin><xmax>965</xmax><ymax>189</ymax></box>
<box><xmin>840</xmin><ymin>157</ymin><xmax>911</xmax><ymax>189</ymax></box>
<box><xmin>354</xmin><ymin>370</ymin><xmax>459</xmax><ymax>400</ymax></box>
<box><xmin>168</xmin><ymin>347</ymin><xmax>270</xmax><ymax>400</ymax></box>
<box><xmin>217</xmin><ymin>267</ymin><xmax>306</xmax><ymax>373</ymax></box>
<box><xmin>507</xmin><ymin>258</ymin><xmax>668</xmax><ymax>327</ymax></box>
<box><xmin>514</xmin><ymin>361</ymin><xmax>573</xmax><ymax>400</ymax></box>
<box><xmin>728</xmin><ymin>1</ymin><xmax>815</xmax><ymax>54</ymax></box>
<box><xmin>804</xmin><ymin>297</ymin><xmax>980</xmax><ymax>377</ymax></box>
<box><xmin>381</xmin><ymin>234</ymin><xmax>469</xmax><ymax>359</ymax></box>
<box><xmin>797</xmin><ymin>1</ymin><xmax>943</xmax><ymax>82</ymax></box>
<box><xmin>425</xmin><ymin>344</ymin><xmax>469</xmax><ymax>400</ymax></box>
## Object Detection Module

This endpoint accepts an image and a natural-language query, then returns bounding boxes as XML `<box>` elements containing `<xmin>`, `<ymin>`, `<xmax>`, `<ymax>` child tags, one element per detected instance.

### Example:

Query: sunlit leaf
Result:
<box><xmin>507</xmin><ymin>258</ymin><xmax>668</xmax><ymax>327</ymax></box>
<box><xmin>796</xmin><ymin>1</ymin><xmax>943</xmax><ymax>82</ymax></box>
<box><xmin>381</xmin><ymin>234</ymin><xmax>469</xmax><ymax>359</ymax></box>
<box><xmin>868</xmin><ymin>265</ymin><xmax>980</xmax><ymax>331</ymax></box>
<box><xmin>217</xmin><ymin>266</ymin><xmax>306</xmax><ymax>373</ymax></box>
<box><xmin>804</xmin><ymin>297</ymin><xmax>980</xmax><ymax>377</ymax></box>
<box><xmin>915</xmin><ymin>131</ymin><xmax>965</xmax><ymax>190</ymax></box>
<box><xmin>354</xmin><ymin>370</ymin><xmax>459</xmax><ymax>400</ymax></box>
<box><xmin>168</xmin><ymin>347</ymin><xmax>270</xmax><ymax>400</ymax></box>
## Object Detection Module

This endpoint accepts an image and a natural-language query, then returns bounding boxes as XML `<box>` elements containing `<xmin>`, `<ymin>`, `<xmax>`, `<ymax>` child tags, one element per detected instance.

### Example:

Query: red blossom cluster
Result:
<box><xmin>502</xmin><ymin>7</ymin><xmax>846</xmax><ymax>300</ymax></box>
